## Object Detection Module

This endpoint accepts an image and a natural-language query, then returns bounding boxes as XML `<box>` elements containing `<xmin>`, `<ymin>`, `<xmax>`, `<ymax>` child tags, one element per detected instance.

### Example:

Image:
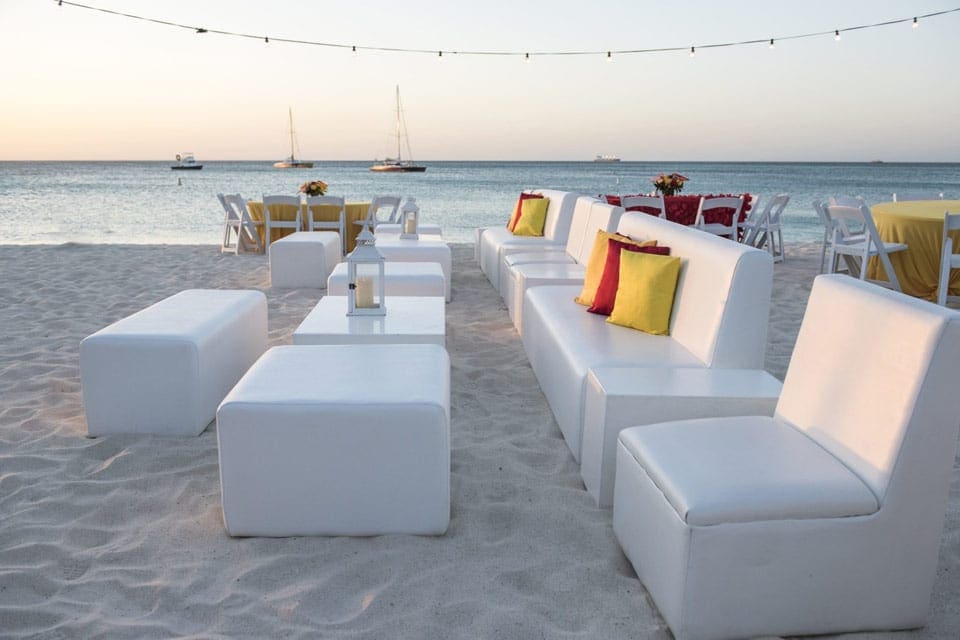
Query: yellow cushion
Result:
<box><xmin>575</xmin><ymin>231</ymin><xmax>657</xmax><ymax>306</ymax></box>
<box><xmin>512</xmin><ymin>197</ymin><xmax>550</xmax><ymax>236</ymax></box>
<box><xmin>607</xmin><ymin>251</ymin><xmax>682</xmax><ymax>335</ymax></box>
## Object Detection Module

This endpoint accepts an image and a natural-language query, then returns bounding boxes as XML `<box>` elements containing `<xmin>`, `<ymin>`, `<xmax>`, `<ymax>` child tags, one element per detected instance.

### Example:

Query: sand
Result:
<box><xmin>0</xmin><ymin>241</ymin><xmax>958</xmax><ymax>639</ymax></box>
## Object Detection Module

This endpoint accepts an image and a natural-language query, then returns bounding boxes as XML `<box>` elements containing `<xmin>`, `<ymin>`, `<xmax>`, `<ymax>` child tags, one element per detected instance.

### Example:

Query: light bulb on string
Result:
<box><xmin>689</xmin><ymin>46</ymin><xmax>695</xmax><ymax>58</ymax></box>
<box><xmin>606</xmin><ymin>51</ymin><xmax>612</xmax><ymax>62</ymax></box>
<box><xmin>834</xmin><ymin>29</ymin><xmax>841</xmax><ymax>41</ymax></box>
<box><xmin>352</xmin><ymin>45</ymin><xmax>357</xmax><ymax>55</ymax></box>
<box><xmin>769</xmin><ymin>38</ymin><xmax>775</xmax><ymax>49</ymax></box>
<box><xmin>264</xmin><ymin>37</ymin><xmax>269</xmax><ymax>44</ymax></box>
<box><xmin>525</xmin><ymin>52</ymin><xmax>530</xmax><ymax>62</ymax></box>
<box><xmin>913</xmin><ymin>17</ymin><xmax>919</xmax><ymax>28</ymax></box>
<box><xmin>438</xmin><ymin>51</ymin><xmax>443</xmax><ymax>58</ymax></box>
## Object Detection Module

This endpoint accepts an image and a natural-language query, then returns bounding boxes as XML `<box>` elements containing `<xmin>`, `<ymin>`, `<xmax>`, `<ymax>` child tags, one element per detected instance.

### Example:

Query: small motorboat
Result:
<box><xmin>171</xmin><ymin>153</ymin><xmax>203</xmax><ymax>170</ymax></box>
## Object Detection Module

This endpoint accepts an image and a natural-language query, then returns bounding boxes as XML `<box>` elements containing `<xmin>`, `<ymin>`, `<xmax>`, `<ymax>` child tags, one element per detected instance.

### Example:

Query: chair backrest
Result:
<box><xmin>893</xmin><ymin>191</ymin><xmax>944</xmax><ymax>202</ymax></box>
<box><xmin>621</xmin><ymin>195</ymin><xmax>666</xmax><ymax>218</ymax></box>
<box><xmin>695</xmin><ymin>195</ymin><xmax>745</xmax><ymax>230</ymax></box>
<box><xmin>766</xmin><ymin>193</ymin><xmax>790</xmax><ymax>225</ymax></box>
<box><xmin>775</xmin><ymin>274</ymin><xmax>960</xmax><ymax>506</ymax></box>
<box><xmin>563</xmin><ymin>196</ymin><xmax>602</xmax><ymax>259</ymax></box>
<box><xmin>824</xmin><ymin>203</ymin><xmax>880</xmax><ymax>246</ymax></box>
<box><xmin>306</xmin><ymin>195</ymin><xmax>346</xmax><ymax>225</ymax></box>
<box><xmin>262</xmin><ymin>195</ymin><xmax>302</xmax><ymax>220</ymax></box>
<box><xmin>222</xmin><ymin>194</ymin><xmax>263</xmax><ymax>253</ymax></box>
<box><xmin>616</xmin><ymin>213</ymin><xmax>773</xmax><ymax>368</ymax></box>
<box><xmin>943</xmin><ymin>212</ymin><xmax>960</xmax><ymax>266</ymax></box>
<box><xmin>572</xmin><ymin>201</ymin><xmax>625</xmax><ymax>265</ymax></box>
<box><xmin>812</xmin><ymin>199</ymin><xmax>830</xmax><ymax>229</ymax></box>
<box><xmin>366</xmin><ymin>195</ymin><xmax>401</xmax><ymax>225</ymax></box>
<box><xmin>217</xmin><ymin>193</ymin><xmax>239</xmax><ymax>222</ymax></box>
<box><xmin>531</xmin><ymin>189</ymin><xmax>580</xmax><ymax>242</ymax></box>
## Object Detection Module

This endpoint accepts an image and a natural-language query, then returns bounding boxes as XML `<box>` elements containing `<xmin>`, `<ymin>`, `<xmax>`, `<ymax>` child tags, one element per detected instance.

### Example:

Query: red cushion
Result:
<box><xmin>507</xmin><ymin>193</ymin><xmax>544</xmax><ymax>231</ymax></box>
<box><xmin>588</xmin><ymin>239</ymin><xmax>671</xmax><ymax>315</ymax></box>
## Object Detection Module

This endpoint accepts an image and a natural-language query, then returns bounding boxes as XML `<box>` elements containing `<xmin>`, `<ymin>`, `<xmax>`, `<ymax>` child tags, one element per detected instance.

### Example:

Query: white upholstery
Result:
<box><xmin>613</xmin><ymin>275</ymin><xmax>960</xmax><ymax>639</ymax></box>
<box><xmin>581</xmin><ymin>367</ymin><xmax>782</xmax><ymax>507</ymax></box>
<box><xmin>373</xmin><ymin>222</ymin><xmax>442</xmax><ymax>236</ymax></box>
<box><xmin>503</xmin><ymin>201</ymin><xmax>624</xmax><ymax>329</ymax></box>
<box><xmin>269</xmin><ymin>231</ymin><xmax>341</xmax><ymax>289</ymax></box>
<box><xmin>375</xmin><ymin>238</ymin><xmax>452</xmax><ymax>301</ymax></box>
<box><xmin>521</xmin><ymin>213</ymin><xmax>773</xmax><ymax>462</ymax></box>
<box><xmin>81</xmin><ymin>290</ymin><xmax>267</xmax><ymax>436</ymax></box>
<box><xmin>478</xmin><ymin>189</ymin><xmax>580</xmax><ymax>291</ymax></box>
<box><xmin>293</xmin><ymin>296</ymin><xmax>445</xmax><ymax>346</ymax></box>
<box><xmin>217</xmin><ymin>344</ymin><xmax>450</xmax><ymax>537</ymax></box>
<box><xmin>327</xmin><ymin>261</ymin><xmax>445</xmax><ymax>298</ymax></box>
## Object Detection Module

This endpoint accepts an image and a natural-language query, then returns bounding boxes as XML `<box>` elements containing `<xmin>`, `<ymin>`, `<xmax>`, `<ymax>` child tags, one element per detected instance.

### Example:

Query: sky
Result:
<box><xmin>1</xmin><ymin>0</ymin><xmax>959</xmax><ymax>162</ymax></box>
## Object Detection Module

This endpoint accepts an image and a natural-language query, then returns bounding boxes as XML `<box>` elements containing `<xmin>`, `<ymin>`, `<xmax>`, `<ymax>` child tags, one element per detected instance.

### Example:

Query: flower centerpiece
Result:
<box><xmin>299</xmin><ymin>180</ymin><xmax>328</xmax><ymax>197</ymax></box>
<box><xmin>652</xmin><ymin>173</ymin><xmax>688</xmax><ymax>197</ymax></box>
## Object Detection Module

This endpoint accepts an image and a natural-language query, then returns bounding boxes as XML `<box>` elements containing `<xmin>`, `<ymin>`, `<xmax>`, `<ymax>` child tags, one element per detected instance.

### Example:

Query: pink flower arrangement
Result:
<box><xmin>299</xmin><ymin>180</ymin><xmax>328</xmax><ymax>197</ymax></box>
<box><xmin>652</xmin><ymin>173</ymin><xmax>688</xmax><ymax>197</ymax></box>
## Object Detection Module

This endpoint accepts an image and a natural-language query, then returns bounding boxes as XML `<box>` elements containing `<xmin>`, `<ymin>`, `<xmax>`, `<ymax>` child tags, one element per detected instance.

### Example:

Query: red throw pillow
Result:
<box><xmin>588</xmin><ymin>239</ymin><xmax>671</xmax><ymax>315</ymax></box>
<box><xmin>507</xmin><ymin>193</ymin><xmax>544</xmax><ymax>231</ymax></box>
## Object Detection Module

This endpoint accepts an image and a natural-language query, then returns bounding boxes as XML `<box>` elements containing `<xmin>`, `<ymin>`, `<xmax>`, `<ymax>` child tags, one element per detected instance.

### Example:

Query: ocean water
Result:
<box><xmin>1</xmin><ymin>161</ymin><xmax>957</xmax><ymax>245</ymax></box>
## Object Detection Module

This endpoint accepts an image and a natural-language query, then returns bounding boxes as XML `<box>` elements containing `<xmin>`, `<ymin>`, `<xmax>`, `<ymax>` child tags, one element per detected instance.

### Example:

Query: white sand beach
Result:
<box><xmin>1</xmin><ymin>241</ymin><xmax>958</xmax><ymax>638</ymax></box>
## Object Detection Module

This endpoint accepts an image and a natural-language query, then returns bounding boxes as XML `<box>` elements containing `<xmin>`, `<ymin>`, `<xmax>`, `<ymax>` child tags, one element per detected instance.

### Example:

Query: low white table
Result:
<box><xmin>374</xmin><ymin>224</ymin><xmax>442</xmax><ymax>237</ymax></box>
<box><xmin>326</xmin><ymin>262</ymin><xmax>445</xmax><ymax>299</ymax></box>
<box><xmin>375</xmin><ymin>238</ymin><xmax>452</xmax><ymax>302</ymax></box>
<box><xmin>581</xmin><ymin>367</ymin><xmax>783</xmax><ymax>508</ymax></box>
<box><xmin>293</xmin><ymin>296</ymin><xmax>445</xmax><ymax>346</ymax></box>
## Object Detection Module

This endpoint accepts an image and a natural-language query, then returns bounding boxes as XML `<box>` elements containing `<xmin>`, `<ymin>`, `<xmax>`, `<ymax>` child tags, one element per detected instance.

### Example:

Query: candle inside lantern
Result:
<box><xmin>355</xmin><ymin>276</ymin><xmax>375</xmax><ymax>308</ymax></box>
<box><xmin>404</xmin><ymin>215</ymin><xmax>416</xmax><ymax>235</ymax></box>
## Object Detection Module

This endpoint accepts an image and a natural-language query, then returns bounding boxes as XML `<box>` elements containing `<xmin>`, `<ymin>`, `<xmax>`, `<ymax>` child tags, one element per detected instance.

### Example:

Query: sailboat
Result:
<box><xmin>273</xmin><ymin>108</ymin><xmax>314</xmax><ymax>169</ymax></box>
<box><xmin>370</xmin><ymin>86</ymin><xmax>426</xmax><ymax>173</ymax></box>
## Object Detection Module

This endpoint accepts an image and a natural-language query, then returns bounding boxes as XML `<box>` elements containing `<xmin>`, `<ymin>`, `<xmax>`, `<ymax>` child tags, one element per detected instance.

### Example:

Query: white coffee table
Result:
<box><xmin>293</xmin><ymin>296</ymin><xmax>445</xmax><ymax>346</ymax></box>
<box><xmin>375</xmin><ymin>238</ymin><xmax>452</xmax><ymax>301</ymax></box>
<box><xmin>326</xmin><ymin>262</ymin><xmax>445</xmax><ymax>299</ymax></box>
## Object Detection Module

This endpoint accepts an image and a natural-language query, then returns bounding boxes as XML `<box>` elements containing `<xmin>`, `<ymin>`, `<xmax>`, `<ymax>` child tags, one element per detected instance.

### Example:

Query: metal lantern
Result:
<box><xmin>346</xmin><ymin>226</ymin><xmax>386</xmax><ymax>316</ymax></box>
<box><xmin>399</xmin><ymin>196</ymin><xmax>420</xmax><ymax>239</ymax></box>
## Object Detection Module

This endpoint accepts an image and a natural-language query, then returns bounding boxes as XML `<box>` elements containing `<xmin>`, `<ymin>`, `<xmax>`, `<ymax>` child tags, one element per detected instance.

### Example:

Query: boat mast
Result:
<box><xmin>395</xmin><ymin>85</ymin><xmax>402</xmax><ymax>162</ymax></box>
<box><xmin>288</xmin><ymin>107</ymin><xmax>295</xmax><ymax>161</ymax></box>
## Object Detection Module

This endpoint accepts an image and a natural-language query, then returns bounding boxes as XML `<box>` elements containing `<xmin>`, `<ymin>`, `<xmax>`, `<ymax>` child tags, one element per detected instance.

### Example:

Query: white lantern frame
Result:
<box><xmin>399</xmin><ymin>197</ymin><xmax>420</xmax><ymax>240</ymax></box>
<box><xmin>346</xmin><ymin>227</ymin><xmax>386</xmax><ymax>316</ymax></box>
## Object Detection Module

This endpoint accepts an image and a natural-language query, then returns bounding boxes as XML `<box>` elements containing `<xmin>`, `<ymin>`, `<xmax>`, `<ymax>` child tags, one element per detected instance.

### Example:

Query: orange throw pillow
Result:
<box><xmin>588</xmin><ymin>239</ymin><xmax>671</xmax><ymax>316</ymax></box>
<box><xmin>507</xmin><ymin>193</ymin><xmax>544</xmax><ymax>231</ymax></box>
<box><xmin>574</xmin><ymin>230</ymin><xmax>657</xmax><ymax>307</ymax></box>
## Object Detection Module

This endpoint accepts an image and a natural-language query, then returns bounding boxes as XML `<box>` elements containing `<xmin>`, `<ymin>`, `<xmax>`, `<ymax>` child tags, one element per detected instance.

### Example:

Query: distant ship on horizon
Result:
<box><xmin>593</xmin><ymin>154</ymin><xmax>621</xmax><ymax>163</ymax></box>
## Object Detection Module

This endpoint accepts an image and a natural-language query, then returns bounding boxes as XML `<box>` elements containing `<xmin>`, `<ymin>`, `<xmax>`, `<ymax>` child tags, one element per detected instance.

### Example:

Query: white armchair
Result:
<box><xmin>612</xmin><ymin>274</ymin><xmax>960</xmax><ymax>639</ymax></box>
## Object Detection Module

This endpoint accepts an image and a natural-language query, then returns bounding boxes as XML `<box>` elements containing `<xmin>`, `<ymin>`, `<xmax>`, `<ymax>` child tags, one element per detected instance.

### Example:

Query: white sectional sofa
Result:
<box><xmin>502</xmin><ymin>200</ymin><xmax>623</xmax><ymax>331</ymax></box>
<box><xmin>477</xmin><ymin>189</ymin><xmax>580</xmax><ymax>292</ymax></box>
<box><xmin>521</xmin><ymin>213</ymin><xmax>774</xmax><ymax>464</ymax></box>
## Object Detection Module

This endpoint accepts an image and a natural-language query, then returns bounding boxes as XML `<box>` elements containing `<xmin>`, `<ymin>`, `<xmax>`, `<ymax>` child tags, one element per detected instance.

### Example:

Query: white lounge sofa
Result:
<box><xmin>477</xmin><ymin>189</ymin><xmax>580</xmax><ymax>292</ymax></box>
<box><xmin>613</xmin><ymin>274</ymin><xmax>960</xmax><ymax>639</ymax></box>
<box><xmin>502</xmin><ymin>200</ymin><xmax>624</xmax><ymax>331</ymax></box>
<box><xmin>521</xmin><ymin>213</ymin><xmax>773</xmax><ymax>464</ymax></box>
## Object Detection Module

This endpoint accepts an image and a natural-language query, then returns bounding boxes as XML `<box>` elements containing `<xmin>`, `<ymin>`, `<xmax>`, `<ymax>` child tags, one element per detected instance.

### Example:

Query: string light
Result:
<box><xmin>50</xmin><ymin>1</ymin><xmax>960</xmax><ymax>60</ymax></box>
<box><xmin>689</xmin><ymin>46</ymin><xmax>696</xmax><ymax>58</ymax></box>
<box><xmin>769</xmin><ymin>38</ymin><xmax>775</xmax><ymax>49</ymax></box>
<box><xmin>606</xmin><ymin>51</ymin><xmax>612</xmax><ymax>62</ymax></box>
<box><xmin>264</xmin><ymin>36</ymin><xmax>268</xmax><ymax>44</ymax></box>
<box><xmin>438</xmin><ymin>50</ymin><xmax>442</xmax><ymax>57</ymax></box>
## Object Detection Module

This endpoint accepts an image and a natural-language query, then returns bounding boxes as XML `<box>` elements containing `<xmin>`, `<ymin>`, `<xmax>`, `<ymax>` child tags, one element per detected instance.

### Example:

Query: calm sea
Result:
<box><xmin>1</xmin><ymin>161</ymin><xmax>957</xmax><ymax>245</ymax></box>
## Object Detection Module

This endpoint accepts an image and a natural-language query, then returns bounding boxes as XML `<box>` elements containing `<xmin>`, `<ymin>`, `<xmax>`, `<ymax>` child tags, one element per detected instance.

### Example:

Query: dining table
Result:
<box><xmin>867</xmin><ymin>200</ymin><xmax>960</xmax><ymax>300</ymax></box>
<box><xmin>604</xmin><ymin>194</ymin><xmax>754</xmax><ymax>235</ymax></box>
<box><xmin>246</xmin><ymin>201</ymin><xmax>371</xmax><ymax>253</ymax></box>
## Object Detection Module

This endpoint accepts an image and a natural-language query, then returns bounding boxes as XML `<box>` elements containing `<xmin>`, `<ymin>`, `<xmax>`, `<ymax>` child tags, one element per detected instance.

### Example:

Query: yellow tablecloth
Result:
<box><xmin>867</xmin><ymin>200</ymin><xmax>960</xmax><ymax>299</ymax></box>
<box><xmin>246</xmin><ymin>202</ymin><xmax>371</xmax><ymax>253</ymax></box>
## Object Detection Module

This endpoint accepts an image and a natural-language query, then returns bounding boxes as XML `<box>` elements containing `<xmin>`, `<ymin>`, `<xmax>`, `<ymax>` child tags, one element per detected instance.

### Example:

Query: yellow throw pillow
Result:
<box><xmin>574</xmin><ymin>230</ymin><xmax>657</xmax><ymax>307</ymax></box>
<box><xmin>607</xmin><ymin>251</ymin><xmax>682</xmax><ymax>335</ymax></box>
<box><xmin>512</xmin><ymin>197</ymin><xmax>550</xmax><ymax>236</ymax></box>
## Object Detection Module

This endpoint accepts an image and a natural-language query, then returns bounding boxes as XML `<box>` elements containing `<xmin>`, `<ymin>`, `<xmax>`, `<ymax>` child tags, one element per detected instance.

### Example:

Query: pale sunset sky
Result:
<box><xmin>1</xmin><ymin>0</ymin><xmax>958</xmax><ymax>161</ymax></box>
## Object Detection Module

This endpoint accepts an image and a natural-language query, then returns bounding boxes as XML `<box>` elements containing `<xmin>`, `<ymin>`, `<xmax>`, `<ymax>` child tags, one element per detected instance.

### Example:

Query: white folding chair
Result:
<box><xmin>261</xmin><ymin>195</ymin><xmax>303</xmax><ymax>246</ymax></box>
<box><xmin>355</xmin><ymin>195</ymin><xmax>402</xmax><ymax>230</ymax></box>
<box><xmin>892</xmin><ymin>191</ymin><xmax>944</xmax><ymax>202</ymax></box>
<box><xmin>937</xmin><ymin>211</ymin><xmax>960</xmax><ymax>306</ymax></box>
<box><xmin>742</xmin><ymin>194</ymin><xmax>789</xmax><ymax>262</ymax></box>
<box><xmin>621</xmin><ymin>194</ymin><xmax>666</xmax><ymax>218</ymax></box>
<box><xmin>694</xmin><ymin>195</ymin><xmax>744</xmax><ymax>238</ymax></box>
<box><xmin>305</xmin><ymin>195</ymin><xmax>346</xmax><ymax>255</ymax></box>
<box><xmin>825</xmin><ymin>202</ymin><xmax>907</xmax><ymax>292</ymax></box>
<box><xmin>218</xmin><ymin>193</ymin><xmax>263</xmax><ymax>254</ymax></box>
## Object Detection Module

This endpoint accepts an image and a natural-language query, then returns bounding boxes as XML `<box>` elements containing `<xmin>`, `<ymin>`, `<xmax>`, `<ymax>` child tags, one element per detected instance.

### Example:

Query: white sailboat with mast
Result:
<box><xmin>273</xmin><ymin>108</ymin><xmax>314</xmax><ymax>169</ymax></box>
<box><xmin>370</xmin><ymin>86</ymin><xmax>426</xmax><ymax>173</ymax></box>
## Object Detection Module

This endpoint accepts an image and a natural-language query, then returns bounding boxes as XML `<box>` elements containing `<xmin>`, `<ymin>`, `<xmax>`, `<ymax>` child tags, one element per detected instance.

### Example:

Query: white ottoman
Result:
<box><xmin>269</xmin><ymin>231</ymin><xmax>341</xmax><ymax>289</ymax></box>
<box><xmin>326</xmin><ymin>262</ymin><xmax>445</xmax><ymax>298</ymax></box>
<box><xmin>293</xmin><ymin>296</ymin><xmax>445</xmax><ymax>346</ymax></box>
<box><xmin>80</xmin><ymin>289</ymin><xmax>267</xmax><ymax>437</ymax></box>
<box><xmin>375</xmin><ymin>238</ymin><xmax>452</xmax><ymax>301</ymax></box>
<box><xmin>374</xmin><ymin>223</ymin><xmax>442</xmax><ymax>237</ymax></box>
<box><xmin>216</xmin><ymin>344</ymin><xmax>451</xmax><ymax>537</ymax></box>
<box><xmin>582</xmin><ymin>367</ymin><xmax>783</xmax><ymax>507</ymax></box>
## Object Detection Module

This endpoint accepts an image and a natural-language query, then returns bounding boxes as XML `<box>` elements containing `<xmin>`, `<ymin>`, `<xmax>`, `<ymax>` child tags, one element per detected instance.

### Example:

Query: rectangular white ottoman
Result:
<box><xmin>375</xmin><ymin>238</ymin><xmax>452</xmax><ymax>302</ymax></box>
<box><xmin>326</xmin><ymin>262</ymin><xmax>445</xmax><ymax>298</ymax></box>
<box><xmin>269</xmin><ymin>231</ymin><xmax>341</xmax><ymax>288</ymax></box>
<box><xmin>216</xmin><ymin>344</ymin><xmax>451</xmax><ymax>536</ymax></box>
<box><xmin>293</xmin><ymin>296</ymin><xmax>445</xmax><ymax>346</ymax></box>
<box><xmin>581</xmin><ymin>367</ymin><xmax>783</xmax><ymax>507</ymax></box>
<box><xmin>80</xmin><ymin>289</ymin><xmax>268</xmax><ymax>437</ymax></box>
<box><xmin>374</xmin><ymin>223</ymin><xmax>442</xmax><ymax>237</ymax></box>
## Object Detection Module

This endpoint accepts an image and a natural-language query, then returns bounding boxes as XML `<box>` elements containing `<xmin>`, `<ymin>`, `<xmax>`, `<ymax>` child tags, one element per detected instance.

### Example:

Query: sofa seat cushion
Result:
<box><xmin>618</xmin><ymin>415</ymin><xmax>880</xmax><ymax>526</ymax></box>
<box><xmin>479</xmin><ymin>226</ymin><xmax>564</xmax><ymax>291</ymax></box>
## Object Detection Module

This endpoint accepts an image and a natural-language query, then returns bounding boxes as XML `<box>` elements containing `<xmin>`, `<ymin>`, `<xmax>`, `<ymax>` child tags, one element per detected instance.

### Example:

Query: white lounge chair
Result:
<box><xmin>825</xmin><ymin>202</ymin><xmax>907</xmax><ymax>292</ymax></box>
<box><xmin>262</xmin><ymin>195</ymin><xmax>303</xmax><ymax>247</ymax></box>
